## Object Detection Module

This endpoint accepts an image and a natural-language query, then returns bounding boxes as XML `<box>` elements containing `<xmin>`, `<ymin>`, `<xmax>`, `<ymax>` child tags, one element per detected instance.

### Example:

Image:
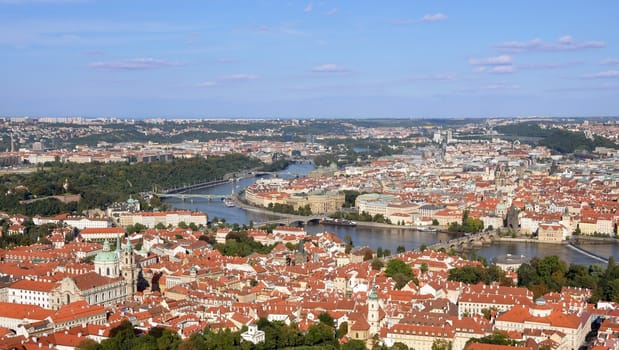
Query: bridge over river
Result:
<box><xmin>155</xmin><ymin>193</ymin><xmax>232</xmax><ymax>201</ymax></box>
<box><xmin>427</xmin><ymin>231</ymin><xmax>496</xmax><ymax>251</ymax></box>
<box><xmin>253</xmin><ymin>214</ymin><xmax>324</xmax><ymax>227</ymax></box>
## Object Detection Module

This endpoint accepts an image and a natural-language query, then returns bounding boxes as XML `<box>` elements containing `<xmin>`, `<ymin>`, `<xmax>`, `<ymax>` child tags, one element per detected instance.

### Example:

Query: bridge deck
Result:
<box><xmin>156</xmin><ymin>193</ymin><xmax>232</xmax><ymax>199</ymax></box>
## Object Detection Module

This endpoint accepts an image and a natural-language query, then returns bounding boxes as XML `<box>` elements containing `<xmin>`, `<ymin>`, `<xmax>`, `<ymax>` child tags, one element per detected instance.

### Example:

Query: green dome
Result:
<box><xmin>95</xmin><ymin>240</ymin><xmax>119</xmax><ymax>263</ymax></box>
<box><xmin>94</xmin><ymin>251</ymin><xmax>119</xmax><ymax>263</ymax></box>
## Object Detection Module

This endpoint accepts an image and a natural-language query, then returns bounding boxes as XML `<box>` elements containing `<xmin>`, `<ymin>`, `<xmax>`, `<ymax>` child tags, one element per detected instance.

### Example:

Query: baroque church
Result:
<box><xmin>51</xmin><ymin>236</ymin><xmax>138</xmax><ymax>309</ymax></box>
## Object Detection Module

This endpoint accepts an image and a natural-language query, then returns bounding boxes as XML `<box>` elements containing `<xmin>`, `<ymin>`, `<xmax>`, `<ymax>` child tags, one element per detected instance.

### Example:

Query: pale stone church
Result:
<box><xmin>51</xmin><ymin>236</ymin><xmax>138</xmax><ymax>309</ymax></box>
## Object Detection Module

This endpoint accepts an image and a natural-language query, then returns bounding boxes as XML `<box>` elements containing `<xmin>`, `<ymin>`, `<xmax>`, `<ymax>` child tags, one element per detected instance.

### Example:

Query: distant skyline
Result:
<box><xmin>1</xmin><ymin>1</ymin><xmax>618</xmax><ymax>118</ymax></box>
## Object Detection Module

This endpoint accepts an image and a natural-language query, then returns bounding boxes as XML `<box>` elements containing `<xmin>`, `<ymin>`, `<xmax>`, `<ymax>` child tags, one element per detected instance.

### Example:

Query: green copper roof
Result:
<box><xmin>95</xmin><ymin>240</ymin><xmax>119</xmax><ymax>263</ymax></box>
<box><xmin>368</xmin><ymin>286</ymin><xmax>378</xmax><ymax>300</ymax></box>
<box><xmin>94</xmin><ymin>251</ymin><xmax>119</xmax><ymax>263</ymax></box>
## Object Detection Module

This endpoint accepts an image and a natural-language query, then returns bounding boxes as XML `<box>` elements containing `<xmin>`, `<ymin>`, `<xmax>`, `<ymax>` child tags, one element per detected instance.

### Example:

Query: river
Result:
<box><xmin>164</xmin><ymin>163</ymin><xmax>619</xmax><ymax>266</ymax></box>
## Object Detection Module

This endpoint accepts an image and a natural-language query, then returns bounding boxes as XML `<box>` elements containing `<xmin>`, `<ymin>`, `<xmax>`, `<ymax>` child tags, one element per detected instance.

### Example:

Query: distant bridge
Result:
<box><xmin>254</xmin><ymin>215</ymin><xmax>324</xmax><ymax>227</ymax></box>
<box><xmin>159</xmin><ymin>179</ymin><xmax>230</xmax><ymax>194</ymax></box>
<box><xmin>155</xmin><ymin>193</ymin><xmax>232</xmax><ymax>201</ymax></box>
<box><xmin>427</xmin><ymin>231</ymin><xmax>496</xmax><ymax>251</ymax></box>
<box><xmin>253</xmin><ymin>171</ymin><xmax>304</xmax><ymax>178</ymax></box>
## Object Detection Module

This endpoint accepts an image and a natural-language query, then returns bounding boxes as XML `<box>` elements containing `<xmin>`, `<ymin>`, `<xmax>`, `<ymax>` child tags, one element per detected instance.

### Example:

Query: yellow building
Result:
<box><xmin>538</xmin><ymin>222</ymin><xmax>566</xmax><ymax>242</ymax></box>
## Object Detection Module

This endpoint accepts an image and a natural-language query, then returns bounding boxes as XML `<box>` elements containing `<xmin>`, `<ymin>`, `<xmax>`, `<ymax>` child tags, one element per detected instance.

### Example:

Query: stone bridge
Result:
<box><xmin>254</xmin><ymin>215</ymin><xmax>324</xmax><ymax>227</ymax></box>
<box><xmin>427</xmin><ymin>231</ymin><xmax>496</xmax><ymax>251</ymax></box>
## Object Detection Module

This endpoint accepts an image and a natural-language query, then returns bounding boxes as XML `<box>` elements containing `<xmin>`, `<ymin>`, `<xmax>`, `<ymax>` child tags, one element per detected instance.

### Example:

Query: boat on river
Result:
<box><xmin>320</xmin><ymin>218</ymin><xmax>357</xmax><ymax>227</ymax></box>
<box><xmin>223</xmin><ymin>198</ymin><xmax>235</xmax><ymax>207</ymax></box>
<box><xmin>415</xmin><ymin>226</ymin><xmax>438</xmax><ymax>232</ymax></box>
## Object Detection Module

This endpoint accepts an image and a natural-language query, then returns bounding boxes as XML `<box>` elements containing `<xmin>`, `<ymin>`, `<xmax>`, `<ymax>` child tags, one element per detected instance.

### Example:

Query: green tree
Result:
<box><xmin>420</xmin><ymin>262</ymin><xmax>429</xmax><ymax>274</ymax></box>
<box><xmin>342</xmin><ymin>339</ymin><xmax>368</xmax><ymax>350</ymax></box>
<box><xmin>156</xmin><ymin>329</ymin><xmax>181</xmax><ymax>350</ymax></box>
<box><xmin>363</xmin><ymin>248</ymin><xmax>374</xmax><ymax>261</ymax></box>
<box><xmin>318</xmin><ymin>312</ymin><xmax>335</xmax><ymax>327</ymax></box>
<box><xmin>127</xmin><ymin>223</ymin><xmax>146</xmax><ymax>234</ymax></box>
<box><xmin>517</xmin><ymin>262</ymin><xmax>539</xmax><ymax>287</ymax></box>
<box><xmin>448</xmin><ymin>265</ymin><xmax>489</xmax><ymax>285</ymax></box>
<box><xmin>336</xmin><ymin>322</ymin><xmax>348</xmax><ymax>339</ymax></box>
<box><xmin>304</xmin><ymin>322</ymin><xmax>336</xmax><ymax>346</ymax></box>
<box><xmin>371</xmin><ymin>258</ymin><xmax>384</xmax><ymax>271</ymax></box>
<box><xmin>385</xmin><ymin>259</ymin><xmax>416</xmax><ymax>289</ymax></box>
<box><xmin>76</xmin><ymin>338</ymin><xmax>99</xmax><ymax>350</ymax></box>
<box><xmin>396</xmin><ymin>245</ymin><xmax>406</xmax><ymax>254</ymax></box>
<box><xmin>466</xmin><ymin>331</ymin><xmax>517</xmax><ymax>346</ymax></box>
<box><xmin>376</xmin><ymin>246</ymin><xmax>384</xmax><ymax>258</ymax></box>
<box><xmin>390</xmin><ymin>342</ymin><xmax>409</xmax><ymax>350</ymax></box>
<box><xmin>99</xmin><ymin>320</ymin><xmax>136</xmax><ymax>350</ymax></box>
<box><xmin>431</xmin><ymin>339</ymin><xmax>452</xmax><ymax>350</ymax></box>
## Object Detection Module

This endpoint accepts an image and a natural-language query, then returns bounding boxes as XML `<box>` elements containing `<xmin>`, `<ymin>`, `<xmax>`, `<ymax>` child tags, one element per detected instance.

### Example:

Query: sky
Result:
<box><xmin>1</xmin><ymin>1</ymin><xmax>619</xmax><ymax>119</ymax></box>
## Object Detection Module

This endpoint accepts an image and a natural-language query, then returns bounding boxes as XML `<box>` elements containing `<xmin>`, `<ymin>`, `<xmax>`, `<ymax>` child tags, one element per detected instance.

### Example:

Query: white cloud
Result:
<box><xmin>482</xmin><ymin>83</ymin><xmax>520</xmax><ymax>90</ymax></box>
<box><xmin>217</xmin><ymin>58</ymin><xmax>238</xmax><ymax>64</ymax></box>
<box><xmin>304</xmin><ymin>2</ymin><xmax>312</xmax><ymax>13</ymax></box>
<box><xmin>220</xmin><ymin>74</ymin><xmax>259</xmax><ymax>81</ymax></box>
<box><xmin>324</xmin><ymin>8</ymin><xmax>337</xmax><ymax>16</ymax></box>
<box><xmin>406</xmin><ymin>74</ymin><xmax>457</xmax><ymax>82</ymax></box>
<box><xmin>89</xmin><ymin>58</ymin><xmax>181</xmax><ymax>70</ymax></box>
<box><xmin>391</xmin><ymin>13</ymin><xmax>448</xmax><ymax>25</ymax></box>
<box><xmin>516</xmin><ymin>60</ymin><xmax>582</xmax><ymax>70</ymax></box>
<box><xmin>469</xmin><ymin>55</ymin><xmax>514</xmax><ymax>74</ymax></box>
<box><xmin>581</xmin><ymin>70</ymin><xmax>619</xmax><ymax>79</ymax></box>
<box><xmin>469</xmin><ymin>55</ymin><xmax>512</xmax><ymax>66</ymax></box>
<box><xmin>196</xmin><ymin>81</ymin><xmax>217</xmax><ymax>87</ymax></box>
<box><xmin>474</xmin><ymin>66</ymin><xmax>514</xmax><ymax>74</ymax></box>
<box><xmin>311</xmin><ymin>64</ymin><xmax>349</xmax><ymax>73</ymax></box>
<box><xmin>495</xmin><ymin>35</ymin><xmax>606</xmax><ymax>53</ymax></box>
<box><xmin>455</xmin><ymin>83</ymin><xmax>521</xmax><ymax>94</ymax></box>
<box><xmin>601</xmin><ymin>59</ymin><xmax>619</xmax><ymax>65</ymax></box>
<box><xmin>420</xmin><ymin>13</ymin><xmax>448</xmax><ymax>22</ymax></box>
<box><xmin>489</xmin><ymin>66</ymin><xmax>514</xmax><ymax>73</ymax></box>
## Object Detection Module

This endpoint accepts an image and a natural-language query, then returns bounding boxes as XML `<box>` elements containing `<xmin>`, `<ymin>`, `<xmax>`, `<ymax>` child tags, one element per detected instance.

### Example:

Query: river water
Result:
<box><xmin>164</xmin><ymin>163</ymin><xmax>619</xmax><ymax>266</ymax></box>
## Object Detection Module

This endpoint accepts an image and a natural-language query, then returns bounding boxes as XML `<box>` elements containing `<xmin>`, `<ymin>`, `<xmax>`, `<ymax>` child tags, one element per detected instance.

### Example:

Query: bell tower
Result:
<box><xmin>367</xmin><ymin>285</ymin><xmax>380</xmax><ymax>336</ymax></box>
<box><xmin>121</xmin><ymin>239</ymin><xmax>138</xmax><ymax>298</ymax></box>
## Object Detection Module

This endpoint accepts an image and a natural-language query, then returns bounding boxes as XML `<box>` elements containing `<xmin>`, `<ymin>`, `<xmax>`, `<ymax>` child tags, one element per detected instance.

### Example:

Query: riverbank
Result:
<box><xmin>496</xmin><ymin>237</ymin><xmax>568</xmax><ymax>244</ymax></box>
<box><xmin>235</xmin><ymin>198</ymin><xmax>450</xmax><ymax>231</ymax></box>
<box><xmin>572</xmin><ymin>236</ymin><xmax>619</xmax><ymax>244</ymax></box>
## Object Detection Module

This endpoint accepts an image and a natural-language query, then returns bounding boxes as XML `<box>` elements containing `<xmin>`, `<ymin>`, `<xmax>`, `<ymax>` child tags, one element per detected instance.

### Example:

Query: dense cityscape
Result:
<box><xmin>0</xmin><ymin>117</ymin><xmax>617</xmax><ymax>350</ymax></box>
<box><xmin>3</xmin><ymin>0</ymin><xmax>619</xmax><ymax>349</ymax></box>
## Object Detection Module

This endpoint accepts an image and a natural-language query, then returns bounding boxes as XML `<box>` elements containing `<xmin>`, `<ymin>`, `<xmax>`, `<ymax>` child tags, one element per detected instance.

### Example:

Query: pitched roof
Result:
<box><xmin>72</xmin><ymin>272</ymin><xmax>123</xmax><ymax>290</ymax></box>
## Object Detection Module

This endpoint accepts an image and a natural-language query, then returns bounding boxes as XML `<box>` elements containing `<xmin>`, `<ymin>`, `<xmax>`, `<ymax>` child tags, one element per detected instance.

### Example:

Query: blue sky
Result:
<box><xmin>1</xmin><ymin>0</ymin><xmax>618</xmax><ymax>118</ymax></box>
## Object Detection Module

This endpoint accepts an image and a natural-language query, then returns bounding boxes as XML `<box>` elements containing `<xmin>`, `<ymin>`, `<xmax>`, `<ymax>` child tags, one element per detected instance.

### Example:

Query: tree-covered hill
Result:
<box><xmin>0</xmin><ymin>154</ymin><xmax>262</xmax><ymax>215</ymax></box>
<box><xmin>495</xmin><ymin>122</ymin><xmax>618</xmax><ymax>154</ymax></box>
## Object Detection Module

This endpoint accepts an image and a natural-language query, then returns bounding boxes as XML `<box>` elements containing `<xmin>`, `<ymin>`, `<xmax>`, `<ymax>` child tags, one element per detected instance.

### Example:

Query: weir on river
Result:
<box><xmin>567</xmin><ymin>243</ymin><xmax>609</xmax><ymax>263</ymax></box>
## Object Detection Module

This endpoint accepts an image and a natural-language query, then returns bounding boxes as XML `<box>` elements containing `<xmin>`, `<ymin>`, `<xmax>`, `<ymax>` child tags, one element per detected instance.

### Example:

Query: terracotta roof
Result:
<box><xmin>72</xmin><ymin>272</ymin><xmax>123</xmax><ymax>290</ymax></box>
<box><xmin>9</xmin><ymin>279</ymin><xmax>57</xmax><ymax>292</ymax></box>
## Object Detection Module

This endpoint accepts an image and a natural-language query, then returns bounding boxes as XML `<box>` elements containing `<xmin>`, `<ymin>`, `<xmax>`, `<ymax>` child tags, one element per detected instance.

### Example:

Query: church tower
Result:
<box><xmin>367</xmin><ymin>285</ymin><xmax>380</xmax><ymax>336</ymax></box>
<box><xmin>120</xmin><ymin>239</ymin><xmax>138</xmax><ymax>298</ymax></box>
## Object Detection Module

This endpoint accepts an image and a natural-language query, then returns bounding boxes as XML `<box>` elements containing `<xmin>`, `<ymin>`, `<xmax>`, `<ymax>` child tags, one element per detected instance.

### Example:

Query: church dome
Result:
<box><xmin>94</xmin><ymin>240</ymin><xmax>119</xmax><ymax>264</ymax></box>
<box><xmin>94</xmin><ymin>251</ymin><xmax>119</xmax><ymax>263</ymax></box>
